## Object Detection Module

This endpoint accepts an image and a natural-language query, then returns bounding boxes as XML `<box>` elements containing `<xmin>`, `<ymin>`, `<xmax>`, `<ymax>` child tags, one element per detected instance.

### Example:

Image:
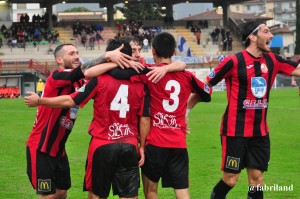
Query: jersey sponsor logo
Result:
<box><xmin>108</xmin><ymin>123</ymin><xmax>134</xmax><ymax>140</ymax></box>
<box><xmin>251</xmin><ymin>77</ymin><xmax>267</xmax><ymax>98</ymax></box>
<box><xmin>243</xmin><ymin>99</ymin><xmax>268</xmax><ymax>109</ymax></box>
<box><xmin>38</xmin><ymin>179</ymin><xmax>51</xmax><ymax>192</ymax></box>
<box><xmin>208</xmin><ymin>70</ymin><xmax>215</xmax><ymax>78</ymax></box>
<box><xmin>60</xmin><ymin>116</ymin><xmax>74</xmax><ymax>130</ymax></box>
<box><xmin>260</xmin><ymin>63</ymin><xmax>268</xmax><ymax>73</ymax></box>
<box><xmin>246</xmin><ymin>64</ymin><xmax>254</xmax><ymax>69</ymax></box>
<box><xmin>153</xmin><ymin>112</ymin><xmax>180</xmax><ymax>129</ymax></box>
<box><xmin>63</xmin><ymin>69</ymin><xmax>72</xmax><ymax>72</ymax></box>
<box><xmin>225</xmin><ymin>156</ymin><xmax>240</xmax><ymax>170</ymax></box>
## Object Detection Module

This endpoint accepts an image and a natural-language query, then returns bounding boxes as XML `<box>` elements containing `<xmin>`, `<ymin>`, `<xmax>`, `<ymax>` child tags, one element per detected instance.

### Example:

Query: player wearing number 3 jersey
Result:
<box><xmin>138</xmin><ymin>32</ymin><xmax>211</xmax><ymax>199</ymax></box>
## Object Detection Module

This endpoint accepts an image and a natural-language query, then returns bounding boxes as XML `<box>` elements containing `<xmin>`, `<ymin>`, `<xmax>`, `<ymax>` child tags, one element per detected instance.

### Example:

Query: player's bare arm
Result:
<box><xmin>81</xmin><ymin>44</ymin><xmax>134</xmax><ymax>72</ymax></box>
<box><xmin>25</xmin><ymin>91</ymin><xmax>75</xmax><ymax>108</ymax></box>
<box><xmin>146</xmin><ymin>61</ymin><xmax>187</xmax><ymax>83</ymax></box>
<box><xmin>138</xmin><ymin>116</ymin><xmax>150</xmax><ymax>167</ymax></box>
<box><xmin>84</xmin><ymin>60</ymin><xmax>144</xmax><ymax>79</ymax></box>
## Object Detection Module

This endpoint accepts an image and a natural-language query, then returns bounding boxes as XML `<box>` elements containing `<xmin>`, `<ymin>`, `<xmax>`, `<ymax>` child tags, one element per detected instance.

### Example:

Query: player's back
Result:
<box><xmin>143</xmin><ymin>70</ymin><xmax>195</xmax><ymax>148</ymax></box>
<box><xmin>89</xmin><ymin>74</ymin><xmax>146</xmax><ymax>143</ymax></box>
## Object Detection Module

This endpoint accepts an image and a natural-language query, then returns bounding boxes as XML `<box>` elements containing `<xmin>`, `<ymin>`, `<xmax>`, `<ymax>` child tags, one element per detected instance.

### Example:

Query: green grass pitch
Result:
<box><xmin>0</xmin><ymin>88</ymin><xmax>299</xmax><ymax>198</ymax></box>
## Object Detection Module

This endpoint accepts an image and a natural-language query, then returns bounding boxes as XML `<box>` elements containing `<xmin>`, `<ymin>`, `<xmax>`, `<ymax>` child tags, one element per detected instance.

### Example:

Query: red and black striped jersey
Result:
<box><xmin>26</xmin><ymin>66</ymin><xmax>84</xmax><ymax>157</ymax></box>
<box><xmin>70</xmin><ymin>74</ymin><xmax>149</xmax><ymax>149</ymax></box>
<box><xmin>207</xmin><ymin>50</ymin><xmax>298</xmax><ymax>137</ymax></box>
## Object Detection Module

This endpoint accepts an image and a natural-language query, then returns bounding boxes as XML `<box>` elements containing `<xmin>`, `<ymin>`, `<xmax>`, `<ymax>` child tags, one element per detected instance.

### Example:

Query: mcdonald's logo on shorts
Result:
<box><xmin>225</xmin><ymin>156</ymin><xmax>240</xmax><ymax>170</ymax></box>
<box><xmin>38</xmin><ymin>179</ymin><xmax>51</xmax><ymax>192</ymax></box>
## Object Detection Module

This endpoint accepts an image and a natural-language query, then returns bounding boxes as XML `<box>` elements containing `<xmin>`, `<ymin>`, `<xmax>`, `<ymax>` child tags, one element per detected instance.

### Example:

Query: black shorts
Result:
<box><xmin>221</xmin><ymin>135</ymin><xmax>270</xmax><ymax>173</ymax></box>
<box><xmin>26</xmin><ymin>147</ymin><xmax>71</xmax><ymax>195</ymax></box>
<box><xmin>141</xmin><ymin>144</ymin><xmax>189</xmax><ymax>189</ymax></box>
<box><xmin>84</xmin><ymin>143</ymin><xmax>139</xmax><ymax>198</ymax></box>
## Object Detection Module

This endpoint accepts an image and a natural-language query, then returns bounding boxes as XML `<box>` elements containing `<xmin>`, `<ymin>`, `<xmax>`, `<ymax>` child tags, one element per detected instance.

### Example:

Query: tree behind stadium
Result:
<box><xmin>116</xmin><ymin>3</ymin><xmax>164</xmax><ymax>21</ymax></box>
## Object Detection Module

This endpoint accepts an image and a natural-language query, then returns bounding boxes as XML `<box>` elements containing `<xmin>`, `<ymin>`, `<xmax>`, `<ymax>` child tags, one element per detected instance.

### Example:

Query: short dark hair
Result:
<box><xmin>152</xmin><ymin>32</ymin><xmax>176</xmax><ymax>58</ymax></box>
<box><xmin>54</xmin><ymin>44</ymin><xmax>75</xmax><ymax>58</ymax></box>
<box><xmin>106</xmin><ymin>38</ymin><xmax>132</xmax><ymax>56</ymax></box>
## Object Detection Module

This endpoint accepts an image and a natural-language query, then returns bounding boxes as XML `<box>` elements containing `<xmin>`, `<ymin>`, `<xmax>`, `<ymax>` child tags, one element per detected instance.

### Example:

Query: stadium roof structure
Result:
<box><xmin>5</xmin><ymin>0</ymin><xmax>251</xmax><ymax>26</ymax></box>
<box><xmin>6</xmin><ymin>0</ymin><xmax>248</xmax><ymax>5</ymax></box>
<box><xmin>179</xmin><ymin>9</ymin><xmax>273</xmax><ymax>22</ymax></box>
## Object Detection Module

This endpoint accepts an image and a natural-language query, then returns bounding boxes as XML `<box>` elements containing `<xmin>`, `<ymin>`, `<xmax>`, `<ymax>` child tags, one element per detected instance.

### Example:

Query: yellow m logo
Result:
<box><xmin>38</xmin><ymin>179</ymin><xmax>51</xmax><ymax>192</ymax></box>
<box><xmin>40</xmin><ymin>182</ymin><xmax>49</xmax><ymax>189</ymax></box>
<box><xmin>227</xmin><ymin>159</ymin><xmax>238</xmax><ymax>168</ymax></box>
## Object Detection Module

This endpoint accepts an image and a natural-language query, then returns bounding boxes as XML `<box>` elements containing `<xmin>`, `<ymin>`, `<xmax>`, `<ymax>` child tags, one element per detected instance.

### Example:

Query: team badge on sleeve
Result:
<box><xmin>208</xmin><ymin>70</ymin><xmax>215</xmax><ymax>78</ymax></box>
<box><xmin>204</xmin><ymin>84</ymin><xmax>211</xmax><ymax>94</ymax></box>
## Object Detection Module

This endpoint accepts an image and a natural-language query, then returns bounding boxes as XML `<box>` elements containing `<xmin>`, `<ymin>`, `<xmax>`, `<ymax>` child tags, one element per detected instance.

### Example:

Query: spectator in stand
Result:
<box><xmin>211</xmin><ymin>30</ymin><xmax>217</xmax><ymax>45</ymax></box>
<box><xmin>221</xmin><ymin>27</ymin><xmax>226</xmax><ymax>42</ymax></box>
<box><xmin>89</xmin><ymin>33</ymin><xmax>95</xmax><ymax>50</ymax></box>
<box><xmin>222</xmin><ymin>37</ymin><xmax>228</xmax><ymax>51</ymax></box>
<box><xmin>195</xmin><ymin>30</ymin><xmax>201</xmax><ymax>45</ymax></box>
<box><xmin>34</xmin><ymin>28</ymin><xmax>41</xmax><ymax>42</ymax></box>
<box><xmin>204</xmin><ymin>20</ymin><xmax>208</xmax><ymax>28</ymax></box>
<box><xmin>227</xmin><ymin>35</ymin><xmax>233</xmax><ymax>51</ymax></box>
<box><xmin>25</xmin><ymin>13</ymin><xmax>30</xmax><ymax>23</ymax></box>
<box><xmin>215</xmin><ymin>26</ymin><xmax>220</xmax><ymax>44</ymax></box>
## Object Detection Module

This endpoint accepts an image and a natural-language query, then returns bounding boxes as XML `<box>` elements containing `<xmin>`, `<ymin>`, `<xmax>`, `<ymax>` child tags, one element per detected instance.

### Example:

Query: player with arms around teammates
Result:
<box><xmin>188</xmin><ymin>21</ymin><xmax>300</xmax><ymax>199</ymax></box>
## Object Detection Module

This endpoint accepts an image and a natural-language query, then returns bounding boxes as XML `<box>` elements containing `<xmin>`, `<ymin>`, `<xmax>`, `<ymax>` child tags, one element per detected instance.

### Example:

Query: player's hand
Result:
<box><xmin>126</xmin><ymin>60</ymin><xmax>144</xmax><ymax>73</ymax></box>
<box><xmin>146</xmin><ymin>66</ymin><xmax>167</xmax><ymax>83</ymax></box>
<box><xmin>138</xmin><ymin>146</ymin><xmax>145</xmax><ymax>167</ymax></box>
<box><xmin>24</xmin><ymin>91</ymin><xmax>39</xmax><ymax>107</ymax></box>
<box><xmin>291</xmin><ymin>80</ymin><xmax>297</xmax><ymax>87</ymax></box>
<box><xmin>105</xmin><ymin>44</ymin><xmax>133</xmax><ymax>69</ymax></box>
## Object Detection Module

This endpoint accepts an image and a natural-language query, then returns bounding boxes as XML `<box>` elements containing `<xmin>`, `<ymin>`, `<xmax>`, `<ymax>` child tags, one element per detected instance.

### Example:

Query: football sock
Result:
<box><xmin>247</xmin><ymin>186</ymin><xmax>263</xmax><ymax>199</ymax></box>
<box><xmin>210</xmin><ymin>179</ymin><xmax>233</xmax><ymax>199</ymax></box>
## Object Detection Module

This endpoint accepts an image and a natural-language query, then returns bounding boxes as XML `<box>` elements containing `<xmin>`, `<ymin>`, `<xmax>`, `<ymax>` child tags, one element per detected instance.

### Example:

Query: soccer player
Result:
<box><xmin>188</xmin><ymin>21</ymin><xmax>300</xmax><ymax>199</ymax></box>
<box><xmin>25</xmin><ymin>43</ymin><xmax>141</xmax><ymax>199</ymax></box>
<box><xmin>108</xmin><ymin>32</ymin><xmax>212</xmax><ymax>199</ymax></box>
<box><xmin>25</xmin><ymin>39</ymin><xmax>150</xmax><ymax>199</ymax></box>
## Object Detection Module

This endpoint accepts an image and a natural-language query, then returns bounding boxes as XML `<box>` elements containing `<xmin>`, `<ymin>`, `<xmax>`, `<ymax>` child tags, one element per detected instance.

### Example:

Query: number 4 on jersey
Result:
<box><xmin>110</xmin><ymin>84</ymin><xmax>130</xmax><ymax>118</ymax></box>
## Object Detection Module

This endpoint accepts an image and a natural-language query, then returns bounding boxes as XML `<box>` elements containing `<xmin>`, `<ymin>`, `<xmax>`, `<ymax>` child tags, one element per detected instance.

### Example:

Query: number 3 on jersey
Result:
<box><xmin>110</xmin><ymin>84</ymin><xmax>130</xmax><ymax>118</ymax></box>
<box><xmin>163</xmin><ymin>80</ymin><xmax>180</xmax><ymax>112</ymax></box>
